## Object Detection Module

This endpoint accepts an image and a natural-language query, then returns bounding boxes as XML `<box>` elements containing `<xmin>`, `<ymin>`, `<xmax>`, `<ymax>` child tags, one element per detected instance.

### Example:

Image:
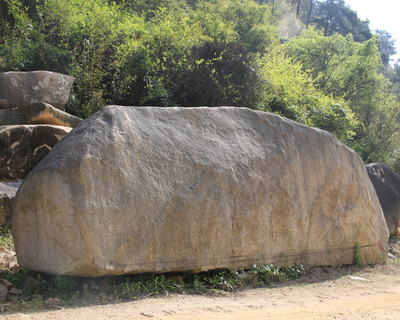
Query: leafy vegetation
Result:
<box><xmin>0</xmin><ymin>227</ymin><xmax>13</xmax><ymax>251</ymax></box>
<box><xmin>0</xmin><ymin>229</ymin><xmax>307</xmax><ymax>311</ymax></box>
<box><xmin>1</xmin><ymin>0</ymin><xmax>400</xmax><ymax>171</ymax></box>
<box><xmin>0</xmin><ymin>262</ymin><xmax>305</xmax><ymax>312</ymax></box>
<box><xmin>352</xmin><ymin>242</ymin><xmax>364</xmax><ymax>268</ymax></box>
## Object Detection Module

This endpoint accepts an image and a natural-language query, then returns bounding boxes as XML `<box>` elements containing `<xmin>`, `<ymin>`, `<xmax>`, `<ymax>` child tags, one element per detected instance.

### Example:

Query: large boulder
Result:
<box><xmin>0</xmin><ymin>181</ymin><xmax>21</xmax><ymax>226</ymax></box>
<box><xmin>366</xmin><ymin>163</ymin><xmax>400</xmax><ymax>235</ymax></box>
<box><xmin>0</xmin><ymin>125</ymin><xmax>72</xmax><ymax>181</ymax></box>
<box><xmin>0</xmin><ymin>71</ymin><xmax>74</xmax><ymax>110</ymax></box>
<box><xmin>12</xmin><ymin>106</ymin><xmax>389</xmax><ymax>276</ymax></box>
<box><xmin>0</xmin><ymin>103</ymin><xmax>82</xmax><ymax>128</ymax></box>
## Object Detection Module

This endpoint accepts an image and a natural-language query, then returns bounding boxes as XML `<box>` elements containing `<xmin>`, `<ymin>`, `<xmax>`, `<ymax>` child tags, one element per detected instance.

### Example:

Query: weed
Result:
<box><xmin>196</xmin><ymin>269</ymin><xmax>241</xmax><ymax>291</ymax></box>
<box><xmin>0</xmin><ymin>228</ymin><xmax>361</xmax><ymax>313</ymax></box>
<box><xmin>352</xmin><ymin>242</ymin><xmax>364</xmax><ymax>268</ymax></box>
<box><xmin>249</xmin><ymin>264</ymin><xmax>305</xmax><ymax>285</ymax></box>
<box><xmin>389</xmin><ymin>233</ymin><xmax>398</xmax><ymax>241</ymax></box>
<box><xmin>0</xmin><ymin>227</ymin><xmax>14</xmax><ymax>251</ymax></box>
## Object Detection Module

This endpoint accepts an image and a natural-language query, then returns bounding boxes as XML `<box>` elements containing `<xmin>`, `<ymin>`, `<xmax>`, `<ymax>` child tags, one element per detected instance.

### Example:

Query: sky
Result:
<box><xmin>344</xmin><ymin>0</ymin><xmax>400</xmax><ymax>65</ymax></box>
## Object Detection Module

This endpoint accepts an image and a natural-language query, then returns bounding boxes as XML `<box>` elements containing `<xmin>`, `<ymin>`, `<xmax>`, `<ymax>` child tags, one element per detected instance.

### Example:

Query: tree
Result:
<box><xmin>306</xmin><ymin>0</ymin><xmax>314</xmax><ymax>28</ymax></box>
<box><xmin>285</xmin><ymin>30</ymin><xmax>380</xmax><ymax>102</ymax></box>
<box><xmin>312</xmin><ymin>0</ymin><xmax>372</xmax><ymax>42</ymax></box>
<box><xmin>258</xmin><ymin>47</ymin><xmax>358</xmax><ymax>142</ymax></box>
<box><xmin>375</xmin><ymin>29</ymin><xmax>397</xmax><ymax>65</ymax></box>
<box><xmin>286</xmin><ymin>29</ymin><xmax>400</xmax><ymax>166</ymax></box>
<box><xmin>144</xmin><ymin>40</ymin><xmax>262</xmax><ymax>108</ymax></box>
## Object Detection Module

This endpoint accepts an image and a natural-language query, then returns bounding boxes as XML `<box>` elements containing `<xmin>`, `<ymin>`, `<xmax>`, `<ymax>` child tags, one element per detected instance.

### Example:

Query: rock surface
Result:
<box><xmin>0</xmin><ymin>181</ymin><xmax>22</xmax><ymax>226</ymax></box>
<box><xmin>366</xmin><ymin>163</ymin><xmax>400</xmax><ymax>235</ymax></box>
<box><xmin>0</xmin><ymin>103</ymin><xmax>82</xmax><ymax>128</ymax></box>
<box><xmin>0</xmin><ymin>71</ymin><xmax>74</xmax><ymax>110</ymax></box>
<box><xmin>0</xmin><ymin>125</ymin><xmax>72</xmax><ymax>181</ymax></box>
<box><xmin>12</xmin><ymin>106</ymin><xmax>389</xmax><ymax>276</ymax></box>
<box><xmin>0</xmin><ymin>247</ymin><xmax>18</xmax><ymax>269</ymax></box>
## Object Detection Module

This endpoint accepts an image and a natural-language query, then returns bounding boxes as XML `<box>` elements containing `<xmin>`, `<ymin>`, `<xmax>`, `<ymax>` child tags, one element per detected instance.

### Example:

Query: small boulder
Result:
<box><xmin>0</xmin><ymin>247</ymin><xmax>16</xmax><ymax>269</ymax></box>
<box><xmin>0</xmin><ymin>283</ymin><xmax>8</xmax><ymax>303</ymax></box>
<box><xmin>0</xmin><ymin>181</ymin><xmax>22</xmax><ymax>226</ymax></box>
<box><xmin>21</xmin><ymin>276</ymin><xmax>39</xmax><ymax>294</ymax></box>
<box><xmin>12</xmin><ymin>106</ymin><xmax>389</xmax><ymax>276</ymax></box>
<box><xmin>0</xmin><ymin>279</ymin><xmax>14</xmax><ymax>290</ymax></box>
<box><xmin>0</xmin><ymin>125</ymin><xmax>72</xmax><ymax>181</ymax></box>
<box><xmin>0</xmin><ymin>103</ymin><xmax>82</xmax><ymax>128</ymax></box>
<box><xmin>44</xmin><ymin>297</ymin><xmax>60</xmax><ymax>309</ymax></box>
<box><xmin>366</xmin><ymin>163</ymin><xmax>400</xmax><ymax>235</ymax></box>
<box><xmin>0</xmin><ymin>71</ymin><xmax>74</xmax><ymax>110</ymax></box>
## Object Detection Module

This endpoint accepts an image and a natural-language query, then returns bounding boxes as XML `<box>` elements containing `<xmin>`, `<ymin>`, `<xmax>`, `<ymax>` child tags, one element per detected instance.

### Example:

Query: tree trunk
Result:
<box><xmin>306</xmin><ymin>0</ymin><xmax>313</xmax><ymax>28</ymax></box>
<box><xmin>296</xmin><ymin>0</ymin><xmax>301</xmax><ymax>16</ymax></box>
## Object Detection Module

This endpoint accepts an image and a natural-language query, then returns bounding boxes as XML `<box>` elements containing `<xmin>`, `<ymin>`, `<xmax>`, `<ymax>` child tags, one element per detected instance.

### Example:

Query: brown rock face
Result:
<box><xmin>0</xmin><ymin>103</ymin><xmax>82</xmax><ymax>128</ymax></box>
<box><xmin>12</xmin><ymin>106</ymin><xmax>389</xmax><ymax>276</ymax></box>
<box><xmin>0</xmin><ymin>125</ymin><xmax>72</xmax><ymax>181</ymax></box>
<box><xmin>0</xmin><ymin>71</ymin><xmax>74</xmax><ymax>110</ymax></box>
<box><xmin>366</xmin><ymin>163</ymin><xmax>400</xmax><ymax>235</ymax></box>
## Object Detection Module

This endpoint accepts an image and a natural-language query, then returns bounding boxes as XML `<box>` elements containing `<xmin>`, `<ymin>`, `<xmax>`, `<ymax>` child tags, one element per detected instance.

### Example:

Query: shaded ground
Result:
<box><xmin>2</xmin><ymin>238</ymin><xmax>400</xmax><ymax>320</ymax></box>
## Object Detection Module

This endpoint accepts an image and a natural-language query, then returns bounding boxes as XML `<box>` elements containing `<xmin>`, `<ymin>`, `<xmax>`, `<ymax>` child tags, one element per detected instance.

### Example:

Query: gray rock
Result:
<box><xmin>0</xmin><ymin>248</ymin><xmax>16</xmax><ymax>268</ymax></box>
<box><xmin>21</xmin><ymin>276</ymin><xmax>39</xmax><ymax>294</ymax></box>
<box><xmin>0</xmin><ymin>125</ymin><xmax>72</xmax><ymax>182</ymax></box>
<box><xmin>0</xmin><ymin>103</ymin><xmax>82</xmax><ymax>128</ymax></box>
<box><xmin>12</xmin><ymin>106</ymin><xmax>389</xmax><ymax>276</ymax></box>
<box><xmin>0</xmin><ymin>279</ymin><xmax>14</xmax><ymax>290</ymax></box>
<box><xmin>0</xmin><ymin>284</ymin><xmax>7</xmax><ymax>303</ymax></box>
<box><xmin>0</xmin><ymin>181</ymin><xmax>21</xmax><ymax>226</ymax></box>
<box><xmin>44</xmin><ymin>297</ymin><xmax>60</xmax><ymax>309</ymax></box>
<box><xmin>0</xmin><ymin>71</ymin><xmax>74</xmax><ymax>110</ymax></box>
<box><xmin>366</xmin><ymin>163</ymin><xmax>400</xmax><ymax>235</ymax></box>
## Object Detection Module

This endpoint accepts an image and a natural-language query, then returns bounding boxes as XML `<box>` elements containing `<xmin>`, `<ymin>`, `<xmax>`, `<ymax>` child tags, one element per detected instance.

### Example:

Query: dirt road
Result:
<box><xmin>3</xmin><ymin>263</ymin><xmax>400</xmax><ymax>320</ymax></box>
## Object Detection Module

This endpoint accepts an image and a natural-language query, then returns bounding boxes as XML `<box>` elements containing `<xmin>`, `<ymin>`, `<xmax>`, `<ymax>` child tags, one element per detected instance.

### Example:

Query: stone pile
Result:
<box><xmin>0</xmin><ymin>71</ymin><xmax>81</xmax><ymax>226</ymax></box>
<box><xmin>0</xmin><ymin>278</ymin><xmax>20</xmax><ymax>303</ymax></box>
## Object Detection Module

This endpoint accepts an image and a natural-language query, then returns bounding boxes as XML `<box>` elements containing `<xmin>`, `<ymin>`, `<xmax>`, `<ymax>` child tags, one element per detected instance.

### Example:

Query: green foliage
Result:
<box><xmin>1</xmin><ymin>0</ymin><xmax>400</xmax><ymax>171</ymax></box>
<box><xmin>258</xmin><ymin>47</ymin><xmax>358</xmax><ymax>141</ymax></box>
<box><xmin>311</xmin><ymin>0</ymin><xmax>372</xmax><ymax>42</ymax></box>
<box><xmin>196</xmin><ymin>269</ymin><xmax>241</xmax><ymax>291</ymax></box>
<box><xmin>217</xmin><ymin>0</ymin><xmax>279</xmax><ymax>52</ymax></box>
<box><xmin>3</xmin><ymin>268</ymin><xmax>30</xmax><ymax>289</ymax></box>
<box><xmin>0</xmin><ymin>264</ymin><xmax>305</xmax><ymax>312</ymax></box>
<box><xmin>286</xmin><ymin>29</ymin><xmax>400</xmax><ymax>168</ymax></box>
<box><xmin>249</xmin><ymin>263</ymin><xmax>305</xmax><ymax>284</ymax></box>
<box><xmin>0</xmin><ymin>227</ymin><xmax>14</xmax><ymax>251</ymax></box>
<box><xmin>352</xmin><ymin>242</ymin><xmax>364</xmax><ymax>268</ymax></box>
<box><xmin>376</xmin><ymin>29</ymin><xmax>397</xmax><ymax>66</ymax></box>
<box><xmin>285</xmin><ymin>30</ymin><xmax>380</xmax><ymax>99</ymax></box>
<box><xmin>161</xmin><ymin>40</ymin><xmax>262</xmax><ymax>108</ymax></box>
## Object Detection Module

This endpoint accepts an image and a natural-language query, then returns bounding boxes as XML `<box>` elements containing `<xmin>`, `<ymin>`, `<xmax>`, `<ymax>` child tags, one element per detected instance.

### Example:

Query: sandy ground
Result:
<box><xmin>2</xmin><ymin>262</ymin><xmax>400</xmax><ymax>320</ymax></box>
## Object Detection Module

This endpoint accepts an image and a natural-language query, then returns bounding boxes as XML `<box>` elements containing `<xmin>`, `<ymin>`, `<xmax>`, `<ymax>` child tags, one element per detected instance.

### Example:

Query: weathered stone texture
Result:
<box><xmin>0</xmin><ymin>103</ymin><xmax>82</xmax><ymax>128</ymax></box>
<box><xmin>12</xmin><ymin>106</ymin><xmax>389</xmax><ymax>276</ymax></box>
<box><xmin>0</xmin><ymin>181</ymin><xmax>21</xmax><ymax>226</ymax></box>
<box><xmin>366</xmin><ymin>163</ymin><xmax>400</xmax><ymax>235</ymax></box>
<box><xmin>0</xmin><ymin>125</ymin><xmax>72</xmax><ymax>181</ymax></box>
<box><xmin>0</xmin><ymin>71</ymin><xmax>74</xmax><ymax>110</ymax></box>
